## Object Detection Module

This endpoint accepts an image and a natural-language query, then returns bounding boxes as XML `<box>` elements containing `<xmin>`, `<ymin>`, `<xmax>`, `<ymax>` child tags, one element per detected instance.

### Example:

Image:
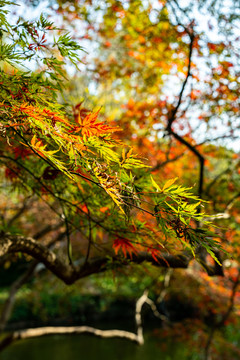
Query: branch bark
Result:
<box><xmin>0</xmin><ymin>233</ymin><xmax>193</xmax><ymax>285</ymax></box>
<box><xmin>0</xmin><ymin>232</ymin><xmax>222</xmax><ymax>288</ymax></box>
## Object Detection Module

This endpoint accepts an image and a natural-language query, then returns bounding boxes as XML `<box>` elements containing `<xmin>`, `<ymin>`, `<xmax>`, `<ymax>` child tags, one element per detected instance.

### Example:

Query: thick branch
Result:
<box><xmin>0</xmin><ymin>233</ymin><xmax>193</xmax><ymax>285</ymax></box>
<box><xmin>0</xmin><ymin>233</ymin><xmax>222</xmax><ymax>288</ymax></box>
<box><xmin>0</xmin><ymin>233</ymin><xmax>75</xmax><ymax>284</ymax></box>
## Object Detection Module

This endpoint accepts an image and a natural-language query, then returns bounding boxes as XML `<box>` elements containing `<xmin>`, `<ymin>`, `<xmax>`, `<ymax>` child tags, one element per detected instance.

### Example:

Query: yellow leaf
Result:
<box><xmin>122</xmin><ymin>149</ymin><xmax>125</xmax><ymax>161</ymax></box>
<box><xmin>151</xmin><ymin>176</ymin><xmax>161</xmax><ymax>192</ymax></box>
<box><xmin>162</xmin><ymin>177</ymin><xmax>178</xmax><ymax>192</ymax></box>
<box><xmin>126</xmin><ymin>148</ymin><xmax>133</xmax><ymax>158</ymax></box>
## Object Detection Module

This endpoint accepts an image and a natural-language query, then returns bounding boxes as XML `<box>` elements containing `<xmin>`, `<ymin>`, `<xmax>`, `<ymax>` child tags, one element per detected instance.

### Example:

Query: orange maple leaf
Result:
<box><xmin>29</xmin><ymin>135</ymin><xmax>57</xmax><ymax>158</ymax></box>
<box><xmin>71</xmin><ymin>109</ymin><xmax>121</xmax><ymax>138</ymax></box>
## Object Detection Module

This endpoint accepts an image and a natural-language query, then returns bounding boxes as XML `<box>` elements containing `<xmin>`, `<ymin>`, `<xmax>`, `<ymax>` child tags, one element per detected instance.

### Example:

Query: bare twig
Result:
<box><xmin>166</xmin><ymin>30</ymin><xmax>194</xmax><ymax>134</ymax></box>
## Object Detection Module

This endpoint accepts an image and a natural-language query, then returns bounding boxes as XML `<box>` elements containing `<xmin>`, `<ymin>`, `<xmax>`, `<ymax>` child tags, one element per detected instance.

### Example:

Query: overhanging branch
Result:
<box><xmin>0</xmin><ymin>233</ymin><xmax>222</xmax><ymax>286</ymax></box>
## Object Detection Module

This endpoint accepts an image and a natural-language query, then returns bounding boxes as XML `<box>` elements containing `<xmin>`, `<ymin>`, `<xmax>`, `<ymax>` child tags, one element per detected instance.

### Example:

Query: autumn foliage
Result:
<box><xmin>0</xmin><ymin>0</ymin><xmax>239</xmax><ymax>358</ymax></box>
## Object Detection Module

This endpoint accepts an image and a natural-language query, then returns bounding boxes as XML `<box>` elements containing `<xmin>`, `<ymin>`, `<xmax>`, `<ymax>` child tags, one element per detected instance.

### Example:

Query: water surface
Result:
<box><xmin>1</xmin><ymin>331</ymin><xmax>188</xmax><ymax>360</ymax></box>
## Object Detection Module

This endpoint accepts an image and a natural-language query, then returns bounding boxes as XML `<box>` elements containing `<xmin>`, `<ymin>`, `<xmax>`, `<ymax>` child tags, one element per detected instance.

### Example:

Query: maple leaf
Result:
<box><xmin>29</xmin><ymin>135</ymin><xmax>58</xmax><ymax>158</ymax></box>
<box><xmin>71</xmin><ymin>109</ymin><xmax>121</xmax><ymax>138</ymax></box>
<box><xmin>31</xmin><ymin>135</ymin><xmax>46</xmax><ymax>151</ymax></box>
<box><xmin>147</xmin><ymin>247</ymin><xmax>161</xmax><ymax>263</ymax></box>
<box><xmin>81</xmin><ymin>203</ymin><xmax>89</xmax><ymax>214</ymax></box>
<box><xmin>113</xmin><ymin>237</ymin><xmax>138</xmax><ymax>259</ymax></box>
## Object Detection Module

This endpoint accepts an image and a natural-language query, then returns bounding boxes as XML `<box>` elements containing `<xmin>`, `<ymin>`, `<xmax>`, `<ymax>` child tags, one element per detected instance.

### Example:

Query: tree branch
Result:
<box><xmin>166</xmin><ymin>30</ymin><xmax>194</xmax><ymax>133</ymax></box>
<box><xmin>170</xmin><ymin>130</ymin><xmax>205</xmax><ymax>198</ymax></box>
<box><xmin>0</xmin><ymin>233</ymin><xmax>190</xmax><ymax>285</ymax></box>
<box><xmin>0</xmin><ymin>233</ymin><xmax>222</xmax><ymax>288</ymax></box>
<box><xmin>0</xmin><ymin>325</ymin><xmax>141</xmax><ymax>352</ymax></box>
<box><xmin>163</xmin><ymin>27</ymin><xmax>205</xmax><ymax>199</ymax></box>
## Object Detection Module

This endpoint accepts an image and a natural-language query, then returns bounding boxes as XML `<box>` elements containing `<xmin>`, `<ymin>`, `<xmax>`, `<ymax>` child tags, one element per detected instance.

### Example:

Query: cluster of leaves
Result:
<box><xmin>0</xmin><ymin>1</ymin><xmax>225</xmax><ymax>266</ymax></box>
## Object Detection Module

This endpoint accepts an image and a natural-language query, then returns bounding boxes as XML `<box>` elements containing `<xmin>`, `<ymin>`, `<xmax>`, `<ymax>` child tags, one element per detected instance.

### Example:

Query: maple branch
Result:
<box><xmin>0</xmin><ymin>234</ymin><xmax>189</xmax><ymax>285</ymax></box>
<box><xmin>130</xmin><ymin>251</ymin><xmax>191</xmax><ymax>269</ymax></box>
<box><xmin>145</xmin><ymin>296</ymin><xmax>169</xmax><ymax>322</ymax></box>
<box><xmin>0</xmin><ymin>233</ymin><xmax>222</xmax><ymax>288</ymax></box>
<box><xmin>195</xmin><ymin>134</ymin><xmax>239</xmax><ymax>147</ymax></box>
<box><xmin>169</xmin><ymin>0</ymin><xmax>192</xmax><ymax>26</ymax></box>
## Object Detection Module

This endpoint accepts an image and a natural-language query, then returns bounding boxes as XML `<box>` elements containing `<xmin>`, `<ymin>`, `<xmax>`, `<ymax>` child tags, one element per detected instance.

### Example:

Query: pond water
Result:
<box><xmin>1</xmin><ymin>331</ymin><xmax>193</xmax><ymax>360</ymax></box>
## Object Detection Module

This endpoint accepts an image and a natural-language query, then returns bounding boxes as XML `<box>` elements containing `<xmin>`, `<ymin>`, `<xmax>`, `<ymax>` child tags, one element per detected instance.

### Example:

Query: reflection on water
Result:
<box><xmin>1</xmin><ymin>331</ymin><xmax>190</xmax><ymax>360</ymax></box>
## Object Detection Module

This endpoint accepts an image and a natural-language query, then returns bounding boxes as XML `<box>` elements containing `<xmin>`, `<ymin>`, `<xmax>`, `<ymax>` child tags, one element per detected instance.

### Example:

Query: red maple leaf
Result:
<box><xmin>113</xmin><ymin>237</ymin><xmax>138</xmax><ymax>259</ymax></box>
<box><xmin>147</xmin><ymin>247</ymin><xmax>161</xmax><ymax>263</ymax></box>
